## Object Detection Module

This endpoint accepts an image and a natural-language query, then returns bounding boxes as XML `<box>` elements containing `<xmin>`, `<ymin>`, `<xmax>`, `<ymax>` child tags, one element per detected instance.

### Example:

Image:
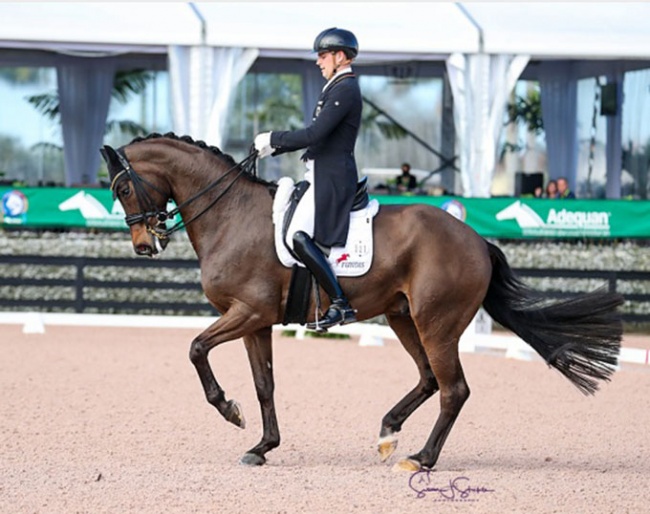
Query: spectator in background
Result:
<box><xmin>545</xmin><ymin>179</ymin><xmax>558</xmax><ymax>198</ymax></box>
<box><xmin>395</xmin><ymin>162</ymin><xmax>417</xmax><ymax>193</ymax></box>
<box><xmin>557</xmin><ymin>177</ymin><xmax>576</xmax><ymax>199</ymax></box>
<box><xmin>533</xmin><ymin>186</ymin><xmax>544</xmax><ymax>198</ymax></box>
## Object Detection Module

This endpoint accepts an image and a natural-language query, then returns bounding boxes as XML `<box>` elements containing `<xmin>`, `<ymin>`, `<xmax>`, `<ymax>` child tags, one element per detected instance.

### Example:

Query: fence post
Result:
<box><xmin>608</xmin><ymin>271</ymin><xmax>617</xmax><ymax>293</ymax></box>
<box><xmin>74</xmin><ymin>258</ymin><xmax>85</xmax><ymax>313</ymax></box>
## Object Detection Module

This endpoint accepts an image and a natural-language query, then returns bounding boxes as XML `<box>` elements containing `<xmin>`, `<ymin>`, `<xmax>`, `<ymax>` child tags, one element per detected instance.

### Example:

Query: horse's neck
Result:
<box><xmin>168</xmin><ymin>162</ymin><xmax>273</xmax><ymax>260</ymax></box>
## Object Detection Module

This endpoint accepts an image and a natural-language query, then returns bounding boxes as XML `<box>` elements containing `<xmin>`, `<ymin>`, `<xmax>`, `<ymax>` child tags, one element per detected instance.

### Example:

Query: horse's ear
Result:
<box><xmin>100</xmin><ymin>145</ymin><xmax>122</xmax><ymax>170</ymax></box>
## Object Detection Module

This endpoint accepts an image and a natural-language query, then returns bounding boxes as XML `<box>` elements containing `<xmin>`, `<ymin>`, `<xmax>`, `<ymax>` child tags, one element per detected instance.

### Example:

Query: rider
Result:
<box><xmin>254</xmin><ymin>27</ymin><xmax>362</xmax><ymax>331</ymax></box>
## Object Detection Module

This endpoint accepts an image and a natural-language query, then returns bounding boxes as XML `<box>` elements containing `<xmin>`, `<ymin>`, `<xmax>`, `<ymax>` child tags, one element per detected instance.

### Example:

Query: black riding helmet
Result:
<box><xmin>313</xmin><ymin>27</ymin><xmax>359</xmax><ymax>59</ymax></box>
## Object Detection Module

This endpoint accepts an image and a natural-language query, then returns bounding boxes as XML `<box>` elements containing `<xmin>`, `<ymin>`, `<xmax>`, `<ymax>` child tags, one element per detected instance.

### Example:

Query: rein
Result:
<box><xmin>111</xmin><ymin>148</ymin><xmax>259</xmax><ymax>240</ymax></box>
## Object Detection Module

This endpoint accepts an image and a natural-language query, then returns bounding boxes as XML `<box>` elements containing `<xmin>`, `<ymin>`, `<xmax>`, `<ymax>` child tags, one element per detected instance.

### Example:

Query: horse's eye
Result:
<box><xmin>119</xmin><ymin>185</ymin><xmax>131</xmax><ymax>198</ymax></box>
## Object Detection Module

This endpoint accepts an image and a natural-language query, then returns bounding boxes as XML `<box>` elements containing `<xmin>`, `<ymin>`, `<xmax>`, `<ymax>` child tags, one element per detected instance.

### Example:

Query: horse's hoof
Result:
<box><xmin>392</xmin><ymin>458</ymin><xmax>421</xmax><ymax>473</ymax></box>
<box><xmin>377</xmin><ymin>434</ymin><xmax>398</xmax><ymax>462</ymax></box>
<box><xmin>225</xmin><ymin>400</ymin><xmax>246</xmax><ymax>429</ymax></box>
<box><xmin>240</xmin><ymin>452</ymin><xmax>266</xmax><ymax>466</ymax></box>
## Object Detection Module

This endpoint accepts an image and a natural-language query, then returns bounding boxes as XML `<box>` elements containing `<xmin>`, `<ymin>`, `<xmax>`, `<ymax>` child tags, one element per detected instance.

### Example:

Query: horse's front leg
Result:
<box><xmin>189</xmin><ymin>302</ymin><xmax>270</xmax><ymax>429</ymax></box>
<box><xmin>240</xmin><ymin>327</ymin><xmax>280</xmax><ymax>466</ymax></box>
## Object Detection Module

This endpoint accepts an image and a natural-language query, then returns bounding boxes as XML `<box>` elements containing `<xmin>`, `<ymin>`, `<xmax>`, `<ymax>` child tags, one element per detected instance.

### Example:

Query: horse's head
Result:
<box><xmin>100</xmin><ymin>143</ymin><xmax>171</xmax><ymax>257</ymax></box>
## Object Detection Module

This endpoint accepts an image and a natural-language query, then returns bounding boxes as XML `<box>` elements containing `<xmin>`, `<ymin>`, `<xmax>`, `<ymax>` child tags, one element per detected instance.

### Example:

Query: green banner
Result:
<box><xmin>2</xmin><ymin>186</ymin><xmax>650</xmax><ymax>238</ymax></box>
<box><xmin>374</xmin><ymin>195</ymin><xmax>650</xmax><ymax>239</ymax></box>
<box><xmin>0</xmin><ymin>187</ymin><xmax>180</xmax><ymax>230</ymax></box>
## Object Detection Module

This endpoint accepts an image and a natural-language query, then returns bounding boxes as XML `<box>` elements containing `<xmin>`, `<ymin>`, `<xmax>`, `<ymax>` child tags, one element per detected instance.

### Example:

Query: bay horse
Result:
<box><xmin>100</xmin><ymin>133</ymin><xmax>623</xmax><ymax>471</ymax></box>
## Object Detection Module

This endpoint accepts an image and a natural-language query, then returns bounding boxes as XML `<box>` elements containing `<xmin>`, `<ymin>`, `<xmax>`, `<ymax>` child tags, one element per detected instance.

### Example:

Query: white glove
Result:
<box><xmin>254</xmin><ymin>132</ymin><xmax>273</xmax><ymax>158</ymax></box>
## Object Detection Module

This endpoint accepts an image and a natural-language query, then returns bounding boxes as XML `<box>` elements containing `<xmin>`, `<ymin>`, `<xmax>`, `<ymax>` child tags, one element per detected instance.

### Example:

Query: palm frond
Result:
<box><xmin>375</xmin><ymin>120</ymin><xmax>408</xmax><ymax>139</ymax></box>
<box><xmin>26</xmin><ymin>92</ymin><xmax>60</xmax><ymax>120</ymax></box>
<box><xmin>30</xmin><ymin>142</ymin><xmax>63</xmax><ymax>152</ymax></box>
<box><xmin>362</xmin><ymin>103</ymin><xmax>408</xmax><ymax>140</ymax></box>
<box><xmin>26</xmin><ymin>69</ymin><xmax>154</xmax><ymax>122</ymax></box>
<box><xmin>506</xmin><ymin>88</ymin><xmax>544</xmax><ymax>134</ymax></box>
<box><xmin>105</xmin><ymin>119</ymin><xmax>148</xmax><ymax>137</ymax></box>
<box><xmin>111</xmin><ymin>70</ymin><xmax>153</xmax><ymax>104</ymax></box>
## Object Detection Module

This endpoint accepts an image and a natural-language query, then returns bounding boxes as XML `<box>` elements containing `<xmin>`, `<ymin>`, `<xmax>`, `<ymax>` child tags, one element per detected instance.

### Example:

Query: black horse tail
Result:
<box><xmin>481</xmin><ymin>241</ymin><xmax>624</xmax><ymax>395</ymax></box>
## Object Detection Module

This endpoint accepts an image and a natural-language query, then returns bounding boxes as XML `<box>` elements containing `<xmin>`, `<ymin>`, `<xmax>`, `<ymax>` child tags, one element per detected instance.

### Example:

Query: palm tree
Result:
<box><xmin>27</xmin><ymin>69</ymin><xmax>153</xmax><ymax>138</ymax></box>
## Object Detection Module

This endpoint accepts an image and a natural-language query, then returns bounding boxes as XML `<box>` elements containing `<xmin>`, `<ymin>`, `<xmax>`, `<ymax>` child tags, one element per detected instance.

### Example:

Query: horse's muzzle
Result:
<box><xmin>133</xmin><ymin>229</ymin><xmax>169</xmax><ymax>257</ymax></box>
<box><xmin>135</xmin><ymin>242</ymin><xmax>155</xmax><ymax>257</ymax></box>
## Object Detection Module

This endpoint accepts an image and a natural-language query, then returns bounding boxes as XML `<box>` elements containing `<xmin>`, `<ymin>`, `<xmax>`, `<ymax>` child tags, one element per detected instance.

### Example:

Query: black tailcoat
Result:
<box><xmin>270</xmin><ymin>72</ymin><xmax>362</xmax><ymax>248</ymax></box>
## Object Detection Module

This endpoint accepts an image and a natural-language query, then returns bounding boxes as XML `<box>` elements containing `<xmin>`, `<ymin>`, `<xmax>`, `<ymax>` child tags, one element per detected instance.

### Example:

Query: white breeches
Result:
<box><xmin>284</xmin><ymin>163</ymin><xmax>316</xmax><ymax>251</ymax></box>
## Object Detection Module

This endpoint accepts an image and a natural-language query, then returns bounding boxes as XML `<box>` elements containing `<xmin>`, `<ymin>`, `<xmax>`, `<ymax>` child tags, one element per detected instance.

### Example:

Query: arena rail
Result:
<box><xmin>0</xmin><ymin>255</ymin><xmax>649</xmax><ymax>323</ymax></box>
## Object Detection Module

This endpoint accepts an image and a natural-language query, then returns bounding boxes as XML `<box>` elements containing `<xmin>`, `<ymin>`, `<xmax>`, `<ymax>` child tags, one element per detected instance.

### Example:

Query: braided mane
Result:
<box><xmin>129</xmin><ymin>132</ymin><xmax>277</xmax><ymax>190</ymax></box>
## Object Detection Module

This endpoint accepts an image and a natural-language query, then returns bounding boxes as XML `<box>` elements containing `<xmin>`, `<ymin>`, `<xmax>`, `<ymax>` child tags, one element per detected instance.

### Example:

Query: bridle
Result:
<box><xmin>110</xmin><ymin>148</ymin><xmax>259</xmax><ymax>241</ymax></box>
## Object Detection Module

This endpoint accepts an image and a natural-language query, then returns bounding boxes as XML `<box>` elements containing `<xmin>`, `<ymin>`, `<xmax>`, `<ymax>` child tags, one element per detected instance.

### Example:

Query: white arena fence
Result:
<box><xmin>1</xmin><ymin>310</ymin><xmax>647</xmax><ymax>368</ymax></box>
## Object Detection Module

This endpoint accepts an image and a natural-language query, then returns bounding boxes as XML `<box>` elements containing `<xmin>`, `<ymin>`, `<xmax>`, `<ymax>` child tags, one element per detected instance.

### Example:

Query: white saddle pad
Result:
<box><xmin>272</xmin><ymin>177</ymin><xmax>379</xmax><ymax>277</ymax></box>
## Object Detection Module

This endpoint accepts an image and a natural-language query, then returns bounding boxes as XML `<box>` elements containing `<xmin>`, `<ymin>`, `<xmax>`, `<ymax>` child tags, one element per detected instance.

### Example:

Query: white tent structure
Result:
<box><xmin>1</xmin><ymin>2</ymin><xmax>650</xmax><ymax>196</ymax></box>
<box><xmin>452</xmin><ymin>2</ymin><xmax>650</xmax><ymax>197</ymax></box>
<box><xmin>0</xmin><ymin>2</ymin><xmax>202</xmax><ymax>186</ymax></box>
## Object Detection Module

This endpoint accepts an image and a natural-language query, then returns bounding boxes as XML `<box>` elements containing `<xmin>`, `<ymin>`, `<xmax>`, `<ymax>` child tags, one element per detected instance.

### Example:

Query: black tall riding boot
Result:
<box><xmin>292</xmin><ymin>231</ymin><xmax>357</xmax><ymax>332</ymax></box>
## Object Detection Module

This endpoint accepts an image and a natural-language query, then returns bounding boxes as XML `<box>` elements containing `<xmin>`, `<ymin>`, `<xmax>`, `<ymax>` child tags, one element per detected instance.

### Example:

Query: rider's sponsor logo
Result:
<box><xmin>336</xmin><ymin>253</ymin><xmax>350</xmax><ymax>264</ymax></box>
<box><xmin>339</xmin><ymin>261</ymin><xmax>365</xmax><ymax>268</ymax></box>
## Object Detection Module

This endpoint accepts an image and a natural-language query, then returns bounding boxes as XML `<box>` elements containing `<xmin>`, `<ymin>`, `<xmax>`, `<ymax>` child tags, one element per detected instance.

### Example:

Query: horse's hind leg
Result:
<box><xmin>240</xmin><ymin>327</ymin><xmax>280</xmax><ymax>466</ymax></box>
<box><xmin>396</xmin><ymin>329</ymin><xmax>470</xmax><ymax>471</ymax></box>
<box><xmin>377</xmin><ymin>313</ymin><xmax>439</xmax><ymax>462</ymax></box>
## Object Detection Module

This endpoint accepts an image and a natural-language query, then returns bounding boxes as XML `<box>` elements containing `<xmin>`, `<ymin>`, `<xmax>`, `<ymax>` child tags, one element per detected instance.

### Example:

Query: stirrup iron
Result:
<box><xmin>306</xmin><ymin>298</ymin><xmax>357</xmax><ymax>333</ymax></box>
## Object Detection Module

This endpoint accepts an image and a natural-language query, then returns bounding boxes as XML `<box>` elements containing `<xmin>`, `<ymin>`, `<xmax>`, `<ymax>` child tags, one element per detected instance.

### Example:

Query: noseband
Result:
<box><xmin>110</xmin><ymin>148</ymin><xmax>258</xmax><ymax>240</ymax></box>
